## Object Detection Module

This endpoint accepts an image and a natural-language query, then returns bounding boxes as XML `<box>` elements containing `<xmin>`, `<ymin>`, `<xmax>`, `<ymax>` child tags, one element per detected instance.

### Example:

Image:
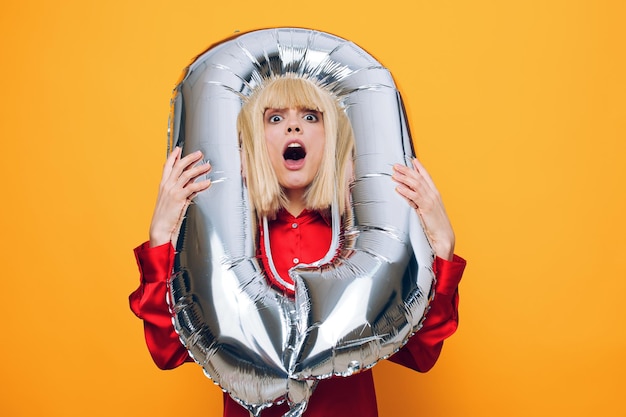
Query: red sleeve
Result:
<box><xmin>129</xmin><ymin>241</ymin><xmax>192</xmax><ymax>370</ymax></box>
<box><xmin>388</xmin><ymin>254</ymin><xmax>466</xmax><ymax>372</ymax></box>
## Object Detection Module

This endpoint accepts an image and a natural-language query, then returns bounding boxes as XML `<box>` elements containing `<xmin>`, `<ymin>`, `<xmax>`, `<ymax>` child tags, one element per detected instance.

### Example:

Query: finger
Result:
<box><xmin>186</xmin><ymin>180</ymin><xmax>212</xmax><ymax>201</ymax></box>
<box><xmin>395</xmin><ymin>184</ymin><xmax>418</xmax><ymax>209</ymax></box>
<box><xmin>393</xmin><ymin>163</ymin><xmax>423</xmax><ymax>184</ymax></box>
<box><xmin>162</xmin><ymin>151</ymin><xmax>205</xmax><ymax>192</ymax></box>
<box><xmin>160</xmin><ymin>146</ymin><xmax>182</xmax><ymax>185</ymax></box>
<box><xmin>398</xmin><ymin>160</ymin><xmax>440</xmax><ymax>204</ymax></box>
<box><xmin>411</xmin><ymin>158</ymin><xmax>437</xmax><ymax>192</ymax></box>
<box><xmin>392</xmin><ymin>163</ymin><xmax>429</xmax><ymax>197</ymax></box>
<box><xmin>391</xmin><ymin>163</ymin><xmax>413</xmax><ymax>185</ymax></box>
<box><xmin>170</xmin><ymin>150</ymin><xmax>204</xmax><ymax>179</ymax></box>
<box><xmin>177</xmin><ymin>160</ymin><xmax>212</xmax><ymax>188</ymax></box>
<box><xmin>185</xmin><ymin>178</ymin><xmax>212</xmax><ymax>196</ymax></box>
<box><xmin>395</xmin><ymin>175</ymin><xmax>439</xmax><ymax>213</ymax></box>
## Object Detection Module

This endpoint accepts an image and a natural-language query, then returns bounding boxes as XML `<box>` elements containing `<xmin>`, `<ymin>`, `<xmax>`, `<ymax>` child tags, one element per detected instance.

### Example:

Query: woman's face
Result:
<box><xmin>263</xmin><ymin>107</ymin><xmax>326</xmax><ymax>194</ymax></box>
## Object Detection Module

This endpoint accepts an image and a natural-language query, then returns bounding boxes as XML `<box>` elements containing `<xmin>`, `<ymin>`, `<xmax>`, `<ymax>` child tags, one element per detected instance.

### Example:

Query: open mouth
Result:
<box><xmin>283</xmin><ymin>143</ymin><xmax>306</xmax><ymax>161</ymax></box>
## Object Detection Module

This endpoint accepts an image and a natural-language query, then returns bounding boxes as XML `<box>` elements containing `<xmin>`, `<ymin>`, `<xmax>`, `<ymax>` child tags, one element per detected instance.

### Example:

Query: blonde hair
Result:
<box><xmin>237</xmin><ymin>74</ymin><xmax>355</xmax><ymax>219</ymax></box>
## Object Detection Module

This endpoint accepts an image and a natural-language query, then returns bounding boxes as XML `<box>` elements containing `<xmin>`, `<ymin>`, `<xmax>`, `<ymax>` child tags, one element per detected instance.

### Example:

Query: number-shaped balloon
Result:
<box><xmin>167</xmin><ymin>28</ymin><xmax>435</xmax><ymax>417</ymax></box>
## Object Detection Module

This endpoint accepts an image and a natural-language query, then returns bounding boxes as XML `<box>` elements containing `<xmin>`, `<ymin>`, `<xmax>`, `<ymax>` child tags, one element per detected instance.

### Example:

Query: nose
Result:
<box><xmin>286</xmin><ymin>111</ymin><xmax>301</xmax><ymax>134</ymax></box>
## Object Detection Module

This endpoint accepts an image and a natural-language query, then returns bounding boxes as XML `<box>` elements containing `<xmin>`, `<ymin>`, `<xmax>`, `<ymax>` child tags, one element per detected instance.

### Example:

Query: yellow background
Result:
<box><xmin>1</xmin><ymin>0</ymin><xmax>624</xmax><ymax>416</ymax></box>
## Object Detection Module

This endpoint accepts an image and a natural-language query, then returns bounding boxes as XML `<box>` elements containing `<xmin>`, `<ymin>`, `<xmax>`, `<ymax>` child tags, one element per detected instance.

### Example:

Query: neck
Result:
<box><xmin>284</xmin><ymin>188</ymin><xmax>306</xmax><ymax>217</ymax></box>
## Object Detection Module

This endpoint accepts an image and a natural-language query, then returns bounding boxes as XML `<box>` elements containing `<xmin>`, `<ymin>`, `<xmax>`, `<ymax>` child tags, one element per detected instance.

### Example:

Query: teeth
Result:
<box><xmin>287</xmin><ymin>143</ymin><xmax>302</xmax><ymax>148</ymax></box>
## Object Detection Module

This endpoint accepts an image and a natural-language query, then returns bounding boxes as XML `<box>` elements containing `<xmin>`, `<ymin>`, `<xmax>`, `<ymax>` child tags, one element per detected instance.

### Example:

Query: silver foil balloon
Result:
<box><xmin>166</xmin><ymin>28</ymin><xmax>435</xmax><ymax>416</ymax></box>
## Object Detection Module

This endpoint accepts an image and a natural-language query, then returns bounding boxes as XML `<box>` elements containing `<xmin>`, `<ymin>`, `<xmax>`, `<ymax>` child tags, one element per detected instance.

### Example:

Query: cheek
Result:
<box><xmin>263</xmin><ymin>132</ymin><xmax>280</xmax><ymax>154</ymax></box>
<box><xmin>263</xmin><ymin>140</ymin><xmax>283</xmax><ymax>171</ymax></box>
<box><xmin>311</xmin><ymin>142</ymin><xmax>326</xmax><ymax>168</ymax></box>
<box><xmin>314</xmin><ymin>134</ymin><xmax>327</xmax><ymax>158</ymax></box>
<box><xmin>265</xmin><ymin>140</ymin><xmax>282</xmax><ymax>160</ymax></box>
<box><xmin>264</xmin><ymin>125</ymin><xmax>279</xmax><ymax>144</ymax></box>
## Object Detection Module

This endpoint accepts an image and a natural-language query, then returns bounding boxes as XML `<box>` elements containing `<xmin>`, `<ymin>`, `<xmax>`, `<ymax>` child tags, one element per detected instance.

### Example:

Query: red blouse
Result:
<box><xmin>129</xmin><ymin>210</ymin><xmax>466</xmax><ymax>417</ymax></box>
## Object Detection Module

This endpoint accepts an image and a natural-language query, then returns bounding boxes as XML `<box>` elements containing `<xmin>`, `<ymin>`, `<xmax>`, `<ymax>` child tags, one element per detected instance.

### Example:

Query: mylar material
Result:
<box><xmin>167</xmin><ymin>28</ymin><xmax>435</xmax><ymax>417</ymax></box>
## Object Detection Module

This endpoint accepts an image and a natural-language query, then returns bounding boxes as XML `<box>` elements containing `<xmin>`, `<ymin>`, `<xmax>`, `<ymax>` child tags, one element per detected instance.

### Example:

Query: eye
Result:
<box><xmin>303</xmin><ymin>112</ymin><xmax>319</xmax><ymax>122</ymax></box>
<box><xmin>267</xmin><ymin>114</ymin><xmax>283</xmax><ymax>123</ymax></box>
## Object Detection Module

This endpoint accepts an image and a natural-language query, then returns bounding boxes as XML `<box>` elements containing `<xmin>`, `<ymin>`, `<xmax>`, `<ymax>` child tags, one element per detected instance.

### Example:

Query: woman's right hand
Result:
<box><xmin>149</xmin><ymin>147</ymin><xmax>212</xmax><ymax>247</ymax></box>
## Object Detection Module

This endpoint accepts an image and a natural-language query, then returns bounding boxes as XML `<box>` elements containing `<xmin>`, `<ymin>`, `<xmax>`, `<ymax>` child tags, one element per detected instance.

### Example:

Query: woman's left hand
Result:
<box><xmin>392</xmin><ymin>158</ymin><xmax>455</xmax><ymax>261</ymax></box>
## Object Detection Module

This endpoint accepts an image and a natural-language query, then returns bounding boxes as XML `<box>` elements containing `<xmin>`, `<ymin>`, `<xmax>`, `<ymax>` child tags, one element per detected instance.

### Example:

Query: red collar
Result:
<box><xmin>274</xmin><ymin>208</ymin><xmax>332</xmax><ymax>226</ymax></box>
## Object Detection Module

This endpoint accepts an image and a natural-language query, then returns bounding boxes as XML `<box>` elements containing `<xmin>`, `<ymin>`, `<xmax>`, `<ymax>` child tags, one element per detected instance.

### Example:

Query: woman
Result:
<box><xmin>130</xmin><ymin>75</ymin><xmax>466</xmax><ymax>416</ymax></box>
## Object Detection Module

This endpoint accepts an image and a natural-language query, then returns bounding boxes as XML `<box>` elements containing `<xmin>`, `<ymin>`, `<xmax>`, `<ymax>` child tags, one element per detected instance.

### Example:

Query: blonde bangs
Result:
<box><xmin>255</xmin><ymin>75</ymin><xmax>330</xmax><ymax>115</ymax></box>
